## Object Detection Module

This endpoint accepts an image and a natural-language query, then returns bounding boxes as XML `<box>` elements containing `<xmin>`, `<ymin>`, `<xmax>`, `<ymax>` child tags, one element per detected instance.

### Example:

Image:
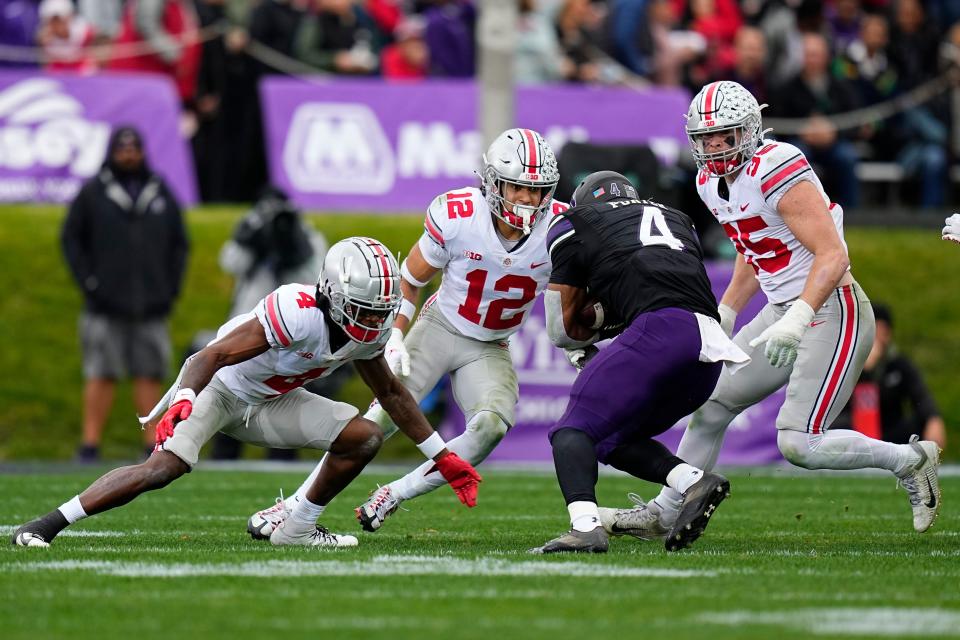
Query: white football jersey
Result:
<box><xmin>214</xmin><ymin>283</ymin><xmax>387</xmax><ymax>404</ymax></box>
<box><xmin>417</xmin><ymin>187</ymin><xmax>569</xmax><ymax>341</ymax></box>
<box><xmin>696</xmin><ymin>140</ymin><xmax>847</xmax><ymax>303</ymax></box>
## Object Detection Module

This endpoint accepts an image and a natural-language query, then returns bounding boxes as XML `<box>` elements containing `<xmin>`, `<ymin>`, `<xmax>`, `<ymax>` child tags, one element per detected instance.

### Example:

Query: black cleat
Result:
<box><xmin>665</xmin><ymin>472</ymin><xmax>730</xmax><ymax>552</ymax></box>
<box><xmin>530</xmin><ymin>526</ymin><xmax>609</xmax><ymax>554</ymax></box>
<box><xmin>11</xmin><ymin>511</ymin><xmax>69</xmax><ymax>548</ymax></box>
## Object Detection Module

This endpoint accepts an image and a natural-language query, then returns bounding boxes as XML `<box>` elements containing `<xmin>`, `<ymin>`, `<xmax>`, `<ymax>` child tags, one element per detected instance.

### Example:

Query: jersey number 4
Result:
<box><xmin>458</xmin><ymin>269</ymin><xmax>537</xmax><ymax>330</ymax></box>
<box><xmin>637</xmin><ymin>205</ymin><xmax>684</xmax><ymax>251</ymax></box>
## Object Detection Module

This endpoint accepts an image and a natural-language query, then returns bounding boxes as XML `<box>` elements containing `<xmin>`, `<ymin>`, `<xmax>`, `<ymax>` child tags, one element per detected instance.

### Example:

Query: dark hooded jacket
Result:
<box><xmin>61</xmin><ymin>127</ymin><xmax>189</xmax><ymax>320</ymax></box>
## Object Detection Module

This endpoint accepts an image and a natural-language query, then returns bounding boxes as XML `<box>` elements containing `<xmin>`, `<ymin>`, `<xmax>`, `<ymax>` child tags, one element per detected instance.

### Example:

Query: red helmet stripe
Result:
<box><xmin>367</xmin><ymin>239</ymin><xmax>392</xmax><ymax>298</ymax></box>
<box><xmin>522</xmin><ymin>128</ymin><xmax>539</xmax><ymax>170</ymax></box>
<box><xmin>702</xmin><ymin>81</ymin><xmax>720</xmax><ymax>116</ymax></box>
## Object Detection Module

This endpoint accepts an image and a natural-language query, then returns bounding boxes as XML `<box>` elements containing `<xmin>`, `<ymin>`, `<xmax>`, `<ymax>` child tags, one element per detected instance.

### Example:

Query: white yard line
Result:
<box><xmin>9</xmin><ymin>555</ymin><xmax>717</xmax><ymax>579</ymax></box>
<box><xmin>698</xmin><ymin>608</ymin><xmax>960</xmax><ymax>636</ymax></box>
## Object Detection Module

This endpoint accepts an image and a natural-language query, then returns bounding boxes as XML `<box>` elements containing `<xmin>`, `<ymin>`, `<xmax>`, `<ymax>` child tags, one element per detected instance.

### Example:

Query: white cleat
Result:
<box><xmin>355</xmin><ymin>485</ymin><xmax>401</xmax><ymax>532</ymax></box>
<box><xmin>598</xmin><ymin>493</ymin><xmax>669</xmax><ymax>541</ymax></box>
<box><xmin>13</xmin><ymin>531</ymin><xmax>50</xmax><ymax>548</ymax></box>
<box><xmin>270</xmin><ymin>520</ymin><xmax>358</xmax><ymax>548</ymax></box>
<box><xmin>247</xmin><ymin>496</ymin><xmax>289</xmax><ymax>540</ymax></box>
<box><xmin>898</xmin><ymin>435</ymin><xmax>941</xmax><ymax>533</ymax></box>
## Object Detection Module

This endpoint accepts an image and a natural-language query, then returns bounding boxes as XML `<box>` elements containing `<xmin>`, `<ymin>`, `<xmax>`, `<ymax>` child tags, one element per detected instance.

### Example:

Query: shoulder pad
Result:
<box><xmin>424</xmin><ymin>187</ymin><xmax>482</xmax><ymax>246</ymax></box>
<box><xmin>753</xmin><ymin>142</ymin><xmax>812</xmax><ymax>202</ymax></box>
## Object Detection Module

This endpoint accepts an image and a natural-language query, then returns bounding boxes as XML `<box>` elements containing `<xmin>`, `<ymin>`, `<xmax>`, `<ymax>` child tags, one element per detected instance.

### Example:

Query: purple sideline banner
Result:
<box><xmin>440</xmin><ymin>261</ymin><xmax>786</xmax><ymax>466</ymax></box>
<box><xmin>0</xmin><ymin>71</ymin><xmax>197</xmax><ymax>205</ymax></box>
<box><xmin>260</xmin><ymin>77</ymin><xmax>690</xmax><ymax>211</ymax></box>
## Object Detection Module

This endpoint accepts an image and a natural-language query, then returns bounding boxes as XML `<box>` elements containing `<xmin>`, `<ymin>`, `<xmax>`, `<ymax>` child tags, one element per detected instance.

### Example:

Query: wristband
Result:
<box><xmin>588</xmin><ymin>302</ymin><xmax>605</xmax><ymax>330</ymax></box>
<box><xmin>401</xmin><ymin>259</ymin><xmax>431</xmax><ymax>289</ymax></box>
<box><xmin>415</xmin><ymin>432</ymin><xmax>446</xmax><ymax>459</ymax></box>
<box><xmin>172</xmin><ymin>388</ymin><xmax>196</xmax><ymax>405</ymax></box>
<box><xmin>398</xmin><ymin>298</ymin><xmax>417</xmax><ymax>321</ymax></box>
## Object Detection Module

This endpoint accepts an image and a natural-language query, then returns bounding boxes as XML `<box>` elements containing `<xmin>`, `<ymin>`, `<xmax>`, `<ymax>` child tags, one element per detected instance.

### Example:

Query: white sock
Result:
<box><xmin>391</xmin><ymin>427</ymin><xmax>497</xmax><ymax>501</ymax></box>
<box><xmin>665</xmin><ymin>464</ymin><xmax>704</xmax><ymax>495</ymax></box>
<box><xmin>568</xmin><ymin>501</ymin><xmax>601</xmax><ymax>532</ymax></box>
<box><xmin>289</xmin><ymin>455</ymin><xmax>326</xmax><ymax>509</ymax></box>
<box><xmin>652</xmin><ymin>489</ymin><xmax>683</xmax><ymax>526</ymax></box>
<box><xmin>290</xmin><ymin>495</ymin><xmax>325</xmax><ymax>527</ymax></box>
<box><xmin>57</xmin><ymin>496</ymin><xmax>88</xmax><ymax>524</ymax></box>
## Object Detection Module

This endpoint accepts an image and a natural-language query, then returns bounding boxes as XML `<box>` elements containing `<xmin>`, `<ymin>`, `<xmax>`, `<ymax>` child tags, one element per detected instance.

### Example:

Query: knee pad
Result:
<box><xmin>777</xmin><ymin>430</ymin><xmax>816</xmax><ymax>469</ymax></box>
<box><xmin>465</xmin><ymin>410</ymin><xmax>510</xmax><ymax>449</ymax></box>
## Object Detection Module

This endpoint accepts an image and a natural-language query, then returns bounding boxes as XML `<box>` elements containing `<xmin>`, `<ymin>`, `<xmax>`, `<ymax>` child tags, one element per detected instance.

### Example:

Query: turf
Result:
<box><xmin>1</xmin><ymin>466</ymin><xmax>957</xmax><ymax>640</ymax></box>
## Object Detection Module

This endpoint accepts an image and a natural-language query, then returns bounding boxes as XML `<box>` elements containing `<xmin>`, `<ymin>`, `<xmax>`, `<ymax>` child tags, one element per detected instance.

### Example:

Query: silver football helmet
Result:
<box><xmin>685</xmin><ymin>81</ymin><xmax>769</xmax><ymax>177</ymax></box>
<box><xmin>319</xmin><ymin>237</ymin><xmax>401</xmax><ymax>344</ymax></box>
<box><xmin>480</xmin><ymin>128</ymin><xmax>559</xmax><ymax>234</ymax></box>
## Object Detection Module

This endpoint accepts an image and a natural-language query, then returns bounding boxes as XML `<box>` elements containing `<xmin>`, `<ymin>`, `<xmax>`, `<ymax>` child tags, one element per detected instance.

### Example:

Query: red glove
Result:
<box><xmin>155</xmin><ymin>389</ymin><xmax>196</xmax><ymax>446</ymax></box>
<box><xmin>432</xmin><ymin>452</ymin><xmax>482</xmax><ymax>507</ymax></box>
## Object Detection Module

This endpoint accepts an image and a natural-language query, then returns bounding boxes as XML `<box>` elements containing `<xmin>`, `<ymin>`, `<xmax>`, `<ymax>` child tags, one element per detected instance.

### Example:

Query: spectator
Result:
<box><xmin>606</xmin><ymin>0</ymin><xmax>655</xmax><ymax>78</ymax></box>
<box><xmin>722</xmin><ymin>25</ymin><xmax>768</xmax><ymax>105</ymax></box>
<box><xmin>36</xmin><ymin>0</ymin><xmax>97</xmax><ymax>73</ymax></box>
<box><xmin>834</xmin><ymin>303</ymin><xmax>947</xmax><ymax>449</ymax></box>
<box><xmin>888</xmin><ymin>0</ymin><xmax>939</xmax><ymax>90</ymax></box>
<box><xmin>841</xmin><ymin>13</ymin><xmax>947</xmax><ymax>207</ymax></box>
<box><xmin>294</xmin><ymin>0</ymin><xmax>381</xmax><ymax>74</ymax></box>
<box><xmin>424</xmin><ymin>0</ymin><xmax>475</xmax><ymax>77</ymax></box>
<box><xmin>107</xmin><ymin>0</ymin><xmax>203</xmax><ymax>104</ymax></box>
<box><xmin>0</xmin><ymin>0</ymin><xmax>40</xmax><ymax>68</ymax></box>
<box><xmin>825</xmin><ymin>0</ymin><xmax>863</xmax><ymax>54</ymax></box>
<box><xmin>381</xmin><ymin>15</ymin><xmax>429</xmax><ymax>79</ymax></box>
<box><xmin>555</xmin><ymin>0</ymin><xmax>605</xmax><ymax>83</ymax></box>
<box><xmin>682</xmin><ymin>0</ymin><xmax>741</xmax><ymax>84</ymax></box>
<box><xmin>649</xmin><ymin>0</ymin><xmax>705</xmax><ymax>86</ymax></box>
<box><xmin>515</xmin><ymin>0</ymin><xmax>565</xmax><ymax>84</ymax></box>
<box><xmin>770</xmin><ymin>31</ymin><xmax>861</xmax><ymax>208</ymax></box>
<box><xmin>61</xmin><ymin>126</ymin><xmax>189</xmax><ymax>462</ymax></box>
<box><xmin>753</xmin><ymin>0</ymin><xmax>803</xmax><ymax>88</ymax></box>
<box><xmin>78</xmin><ymin>0</ymin><xmax>123</xmax><ymax>41</ymax></box>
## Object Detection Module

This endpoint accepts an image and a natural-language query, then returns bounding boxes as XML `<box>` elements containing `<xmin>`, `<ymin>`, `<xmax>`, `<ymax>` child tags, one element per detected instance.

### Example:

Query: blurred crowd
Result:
<box><xmin>1</xmin><ymin>0</ymin><xmax>959</xmax><ymax>206</ymax></box>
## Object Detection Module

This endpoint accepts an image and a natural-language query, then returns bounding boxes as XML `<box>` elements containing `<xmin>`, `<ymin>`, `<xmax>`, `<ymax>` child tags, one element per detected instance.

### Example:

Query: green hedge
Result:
<box><xmin>1</xmin><ymin>206</ymin><xmax>957</xmax><ymax>460</ymax></box>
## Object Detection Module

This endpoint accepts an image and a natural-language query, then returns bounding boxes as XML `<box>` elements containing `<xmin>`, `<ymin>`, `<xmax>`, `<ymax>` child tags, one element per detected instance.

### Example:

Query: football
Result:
<box><xmin>577</xmin><ymin>298</ymin><xmax>605</xmax><ymax>330</ymax></box>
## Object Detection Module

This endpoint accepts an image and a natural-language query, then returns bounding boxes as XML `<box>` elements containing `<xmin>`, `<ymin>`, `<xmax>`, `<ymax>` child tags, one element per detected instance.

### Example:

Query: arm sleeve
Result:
<box><xmin>545</xmin><ymin>216</ymin><xmax>586</xmax><ymax>287</ymax></box>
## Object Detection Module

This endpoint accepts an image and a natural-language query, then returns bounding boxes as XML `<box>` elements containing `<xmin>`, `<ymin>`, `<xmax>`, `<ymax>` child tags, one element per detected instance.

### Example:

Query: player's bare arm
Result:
<box><xmin>354</xmin><ymin>355</ymin><xmax>446</xmax><ymax>456</ymax></box>
<box><xmin>778</xmin><ymin>180</ymin><xmax>851</xmax><ymax>312</ymax></box>
<box><xmin>179</xmin><ymin>317</ymin><xmax>271</xmax><ymax>394</ymax></box>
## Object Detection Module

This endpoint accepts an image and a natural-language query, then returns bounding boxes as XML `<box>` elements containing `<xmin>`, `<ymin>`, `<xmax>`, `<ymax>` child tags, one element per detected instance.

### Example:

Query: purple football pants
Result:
<box><xmin>549</xmin><ymin>307</ymin><xmax>722</xmax><ymax>464</ymax></box>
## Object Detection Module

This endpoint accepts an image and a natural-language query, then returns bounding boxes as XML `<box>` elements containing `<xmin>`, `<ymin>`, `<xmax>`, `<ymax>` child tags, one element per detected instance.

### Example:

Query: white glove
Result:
<box><xmin>748</xmin><ymin>299</ymin><xmax>815</xmax><ymax>368</ymax></box>
<box><xmin>942</xmin><ymin>213</ymin><xmax>960</xmax><ymax>244</ymax></box>
<box><xmin>384</xmin><ymin>327</ymin><xmax>410</xmax><ymax>376</ymax></box>
<box><xmin>565</xmin><ymin>345</ymin><xmax>599</xmax><ymax>371</ymax></box>
<box><xmin>717</xmin><ymin>303</ymin><xmax>737</xmax><ymax>337</ymax></box>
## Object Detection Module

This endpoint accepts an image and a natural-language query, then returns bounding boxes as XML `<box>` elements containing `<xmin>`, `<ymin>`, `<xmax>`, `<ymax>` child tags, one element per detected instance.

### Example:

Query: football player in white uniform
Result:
<box><xmin>600</xmin><ymin>81</ymin><xmax>941</xmax><ymax>540</ymax></box>
<box><xmin>12</xmin><ymin>238</ymin><xmax>481</xmax><ymax>549</ymax></box>
<box><xmin>247</xmin><ymin>128</ymin><xmax>568</xmax><ymax>536</ymax></box>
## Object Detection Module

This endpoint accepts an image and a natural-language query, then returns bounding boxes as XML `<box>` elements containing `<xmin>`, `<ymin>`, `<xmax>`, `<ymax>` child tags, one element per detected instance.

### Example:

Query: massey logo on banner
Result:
<box><xmin>0</xmin><ymin>71</ymin><xmax>196</xmax><ymax>205</ymax></box>
<box><xmin>261</xmin><ymin>78</ymin><xmax>691</xmax><ymax>211</ymax></box>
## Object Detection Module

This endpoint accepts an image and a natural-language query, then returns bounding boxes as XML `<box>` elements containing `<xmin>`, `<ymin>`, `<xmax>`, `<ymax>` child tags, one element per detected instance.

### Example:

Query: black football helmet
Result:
<box><xmin>570</xmin><ymin>171</ymin><xmax>639</xmax><ymax>207</ymax></box>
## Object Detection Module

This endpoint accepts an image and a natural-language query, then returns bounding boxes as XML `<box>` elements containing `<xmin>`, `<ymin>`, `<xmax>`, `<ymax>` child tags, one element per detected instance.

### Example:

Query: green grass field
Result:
<box><xmin>2</xmin><ymin>466</ymin><xmax>957</xmax><ymax>639</ymax></box>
